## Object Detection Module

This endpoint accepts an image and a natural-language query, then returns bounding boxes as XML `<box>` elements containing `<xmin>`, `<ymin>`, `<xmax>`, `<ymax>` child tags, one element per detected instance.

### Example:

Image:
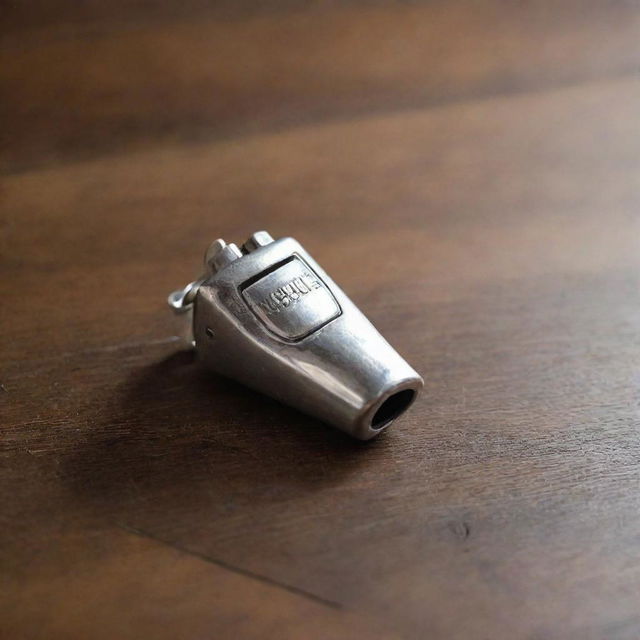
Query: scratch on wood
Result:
<box><xmin>116</xmin><ymin>522</ymin><xmax>343</xmax><ymax>610</ymax></box>
<box><xmin>449</xmin><ymin>521</ymin><xmax>471</xmax><ymax>541</ymax></box>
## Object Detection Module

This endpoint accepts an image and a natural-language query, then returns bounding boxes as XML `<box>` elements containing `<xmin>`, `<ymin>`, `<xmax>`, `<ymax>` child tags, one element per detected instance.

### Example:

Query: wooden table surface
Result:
<box><xmin>2</xmin><ymin>2</ymin><xmax>640</xmax><ymax>638</ymax></box>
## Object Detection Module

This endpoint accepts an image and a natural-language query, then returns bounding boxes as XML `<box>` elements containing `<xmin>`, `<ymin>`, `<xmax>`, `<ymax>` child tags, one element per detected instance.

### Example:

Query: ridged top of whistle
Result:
<box><xmin>204</xmin><ymin>231</ymin><xmax>274</xmax><ymax>274</ymax></box>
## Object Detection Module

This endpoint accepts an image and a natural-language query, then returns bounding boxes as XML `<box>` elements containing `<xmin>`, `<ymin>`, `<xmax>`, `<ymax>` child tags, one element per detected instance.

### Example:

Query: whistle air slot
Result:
<box><xmin>239</xmin><ymin>256</ymin><xmax>296</xmax><ymax>292</ymax></box>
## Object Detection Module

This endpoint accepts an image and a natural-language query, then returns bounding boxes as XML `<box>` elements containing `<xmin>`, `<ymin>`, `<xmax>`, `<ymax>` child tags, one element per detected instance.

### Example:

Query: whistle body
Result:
<box><xmin>174</xmin><ymin>232</ymin><xmax>422</xmax><ymax>440</ymax></box>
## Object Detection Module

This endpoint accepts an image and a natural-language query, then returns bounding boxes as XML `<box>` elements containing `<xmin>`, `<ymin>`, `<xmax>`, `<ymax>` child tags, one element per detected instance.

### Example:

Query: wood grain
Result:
<box><xmin>2</xmin><ymin>2</ymin><xmax>640</xmax><ymax>639</ymax></box>
<box><xmin>3</xmin><ymin>0</ymin><xmax>640</xmax><ymax>173</ymax></box>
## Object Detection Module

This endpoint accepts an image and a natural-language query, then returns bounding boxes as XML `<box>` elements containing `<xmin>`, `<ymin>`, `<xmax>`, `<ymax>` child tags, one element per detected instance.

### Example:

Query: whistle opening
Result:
<box><xmin>371</xmin><ymin>389</ymin><xmax>416</xmax><ymax>430</ymax></box>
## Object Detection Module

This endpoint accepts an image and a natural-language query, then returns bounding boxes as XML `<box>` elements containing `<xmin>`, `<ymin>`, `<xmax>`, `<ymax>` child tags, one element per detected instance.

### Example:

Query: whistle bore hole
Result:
<box><xmin>371</xmin><ymin>389</ymin><xmax>415</xmax><ymax>430</ymax></box>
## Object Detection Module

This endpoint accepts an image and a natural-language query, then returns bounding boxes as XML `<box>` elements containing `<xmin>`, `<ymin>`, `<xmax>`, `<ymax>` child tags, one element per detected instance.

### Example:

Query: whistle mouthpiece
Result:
<box><xmin>169</xmin><ymin>231</ymin><xmax>423</xmax><ymax>440</ymax></box>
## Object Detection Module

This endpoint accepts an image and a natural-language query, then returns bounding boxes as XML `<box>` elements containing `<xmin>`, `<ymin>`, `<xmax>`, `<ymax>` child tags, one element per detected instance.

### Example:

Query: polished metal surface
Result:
<box><xmin>169</xmin><ymin>231</ymin><xmax>422</xmax><ymax>440</ymax></box>
<box><xmin>242</xmin><ymin>256</ymin><xmax>341</xmax><ymax>341</ymax></box>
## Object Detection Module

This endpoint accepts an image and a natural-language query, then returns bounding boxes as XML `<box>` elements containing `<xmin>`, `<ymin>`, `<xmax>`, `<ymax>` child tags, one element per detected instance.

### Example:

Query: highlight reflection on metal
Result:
<box><xmin>168</xmin><ymin>231</ymin><xmax>423</xmax><ymax>440</ymax></box>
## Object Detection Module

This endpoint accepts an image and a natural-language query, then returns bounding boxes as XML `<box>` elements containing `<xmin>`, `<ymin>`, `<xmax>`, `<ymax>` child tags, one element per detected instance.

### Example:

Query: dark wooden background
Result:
<box><xmin>2</xmin><ymin>2</ymin><xmax>640</xmax><ymax>638</ymax></box>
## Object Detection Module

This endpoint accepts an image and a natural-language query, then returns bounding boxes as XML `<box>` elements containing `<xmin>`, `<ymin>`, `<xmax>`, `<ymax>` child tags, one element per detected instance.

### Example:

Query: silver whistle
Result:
<box><xmin>168</xmin><ymin>231</ymin><xmax>422</xmax><ymax>440</ymax></box>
